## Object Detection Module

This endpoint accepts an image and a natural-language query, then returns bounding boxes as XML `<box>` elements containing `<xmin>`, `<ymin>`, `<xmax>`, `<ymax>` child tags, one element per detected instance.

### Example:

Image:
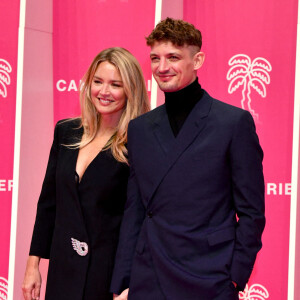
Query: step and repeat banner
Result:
<box><xmin>53</xmin><ymin>0</ymin><xmax>156</xmax><ymax>123</ymax></box>
<box><xmin>0</xmin><ymin>0</ymin><xmax>19</xmax><ymax>296</ymax></box>
<box><xmin>184</xmin><ymin>1</ymin><xmax>298</xmax><ymax>299</ymax></box>
<box><xmin>1</xmin><ymin>0</ymin><xmax>299</xmax><ymax>299</ymax></box>
<box><xmin>53</xmin><ymin>1</ymin><xmax>298</xmax><ymax>299</ymax></box>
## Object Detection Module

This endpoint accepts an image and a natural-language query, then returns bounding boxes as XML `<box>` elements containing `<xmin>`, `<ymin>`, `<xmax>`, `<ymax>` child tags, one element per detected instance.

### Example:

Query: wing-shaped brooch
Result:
<box><xmin>71</xmin><ymin>238</ymin><xmax>88</xmax><ymax>256</ymax></box>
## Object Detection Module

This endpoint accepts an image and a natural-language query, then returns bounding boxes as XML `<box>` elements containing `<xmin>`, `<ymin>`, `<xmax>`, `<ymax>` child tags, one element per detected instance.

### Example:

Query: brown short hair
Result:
<box><xmin>146</xmin><ymin>17</ymin><xmax>202</xmax><ymax>50</ymax></box>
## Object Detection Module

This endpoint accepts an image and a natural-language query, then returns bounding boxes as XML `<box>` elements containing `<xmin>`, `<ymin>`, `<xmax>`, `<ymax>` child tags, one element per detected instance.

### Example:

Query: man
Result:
<box><xmin>111</xmin><ymin>18</ymin><xmax>265</xmax><ymax>300</ymax></box>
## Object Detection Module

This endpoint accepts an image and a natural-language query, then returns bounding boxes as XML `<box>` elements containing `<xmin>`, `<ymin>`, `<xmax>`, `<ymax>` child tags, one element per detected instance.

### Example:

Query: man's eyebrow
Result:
<box><xmin>167</xmin><ymin>52</ymin><xmax>181</xmax><ymax>56</ymax></box>
<box><xmin>150</xmin><ymin>52</ymin><xmax>181</xmax><ymax>57</ymax></box>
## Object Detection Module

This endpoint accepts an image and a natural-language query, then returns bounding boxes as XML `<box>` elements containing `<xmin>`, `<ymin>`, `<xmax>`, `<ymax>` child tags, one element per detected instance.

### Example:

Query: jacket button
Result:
<box><xmin>147</xmin><ymin>211</ymin><xmax>153</xmax><ymax>218</ymax></box>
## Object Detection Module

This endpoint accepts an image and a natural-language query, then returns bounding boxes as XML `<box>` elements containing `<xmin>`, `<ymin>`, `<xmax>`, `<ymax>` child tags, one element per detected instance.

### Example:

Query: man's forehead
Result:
<box><xmin>150</xmin><ymin>41</ymin><xmax>193</xmax><ymax>55</ymax></box>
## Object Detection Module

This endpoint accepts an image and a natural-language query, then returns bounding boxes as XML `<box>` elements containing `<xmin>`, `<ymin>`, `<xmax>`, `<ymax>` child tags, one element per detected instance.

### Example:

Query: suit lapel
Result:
<box><xmin>147</xmin><ymin>92</ymin><xmax>213</xmax><ymax>204</ymax></box>
<box><xmin>167</xmin><ymin>92</ymin><xmax>212</xmax><ymax>166</ymax></box>
<box><xmin>64</xmin><ymin>122</ymin><xmax>83</xmax><ymax>191</ymax></box>
<box><xmin>152</xmin><ymin>106</ymin><xmax>176</xmax><ymax>155</ymax></box>
<box><xmin>62</xmin><ymin>123</ymin><xmax>88</xmax><ymax>235</ymax></box>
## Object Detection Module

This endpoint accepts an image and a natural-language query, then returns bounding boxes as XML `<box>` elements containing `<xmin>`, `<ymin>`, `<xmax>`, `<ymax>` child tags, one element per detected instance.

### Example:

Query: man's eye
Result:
<box><xmin>169</xmin><ymin>56</ymin><xmax>179</xmax><ymax>61</ymax></box>
<box><xmin>151</xmin><ymin>57</ymin><xmax>159</xmax><ymax>62</ymax></box>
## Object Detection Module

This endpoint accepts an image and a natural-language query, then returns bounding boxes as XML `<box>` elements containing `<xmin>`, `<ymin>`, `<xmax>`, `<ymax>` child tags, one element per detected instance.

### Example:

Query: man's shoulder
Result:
<box><xmin>205</xmin><ymin>91</ymin><xmax>250</xmax><ymax>119</ymax></box>
<box><xmin>204</xmin><ymin>91</ymin><xmax>243</xmax><ymax>113</ymax></box>
<box><xmin>130</xmin><ymin>105</ymin><xmax>165</xmax><ymax>125</ymax></box>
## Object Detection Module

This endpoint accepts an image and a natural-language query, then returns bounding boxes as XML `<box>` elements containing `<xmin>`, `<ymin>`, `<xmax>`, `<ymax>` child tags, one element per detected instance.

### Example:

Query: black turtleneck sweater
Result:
<box><xmin>165</xmin><ymin>78</ymin><xmax>204</xmax><ymax>137</ymax></box>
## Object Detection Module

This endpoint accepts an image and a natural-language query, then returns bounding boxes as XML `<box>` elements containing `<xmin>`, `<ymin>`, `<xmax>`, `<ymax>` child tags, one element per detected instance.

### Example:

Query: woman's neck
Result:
<box><xmin>97</xmin><ymin>111</ymin><xmax>123</xmax><ymax>136</ymax></box>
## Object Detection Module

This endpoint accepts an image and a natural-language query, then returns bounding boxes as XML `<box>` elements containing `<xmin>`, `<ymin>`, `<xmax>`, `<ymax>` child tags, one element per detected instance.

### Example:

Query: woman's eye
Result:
<box><xmin>93</xmin><ymin>80</ymin><xmax>101</xmax><ymax>84</ymax></box>
<box><xmin>112</xmin><ymin>83</ymin><xmax>122</xmax><ymax>88</ymax></box>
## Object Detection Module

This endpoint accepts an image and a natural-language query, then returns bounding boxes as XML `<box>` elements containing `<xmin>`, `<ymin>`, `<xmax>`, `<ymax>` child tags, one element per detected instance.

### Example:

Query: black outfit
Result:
<box><xmin>110</xmin><ymin>81</ymin><xmax>264</xmax><ymax>299</ymax></box>
<box><xmin>30</xmin><ymin>119</ymin><xmax>129</xmax><ymax>300</ymax></box>
<box><xmin>165</xmin><ymin>78</ymin><xmax>203</xmax><ymax>137</ymax></box>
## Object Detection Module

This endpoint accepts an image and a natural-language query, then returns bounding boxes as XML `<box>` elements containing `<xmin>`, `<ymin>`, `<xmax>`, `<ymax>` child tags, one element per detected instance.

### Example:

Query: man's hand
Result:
<box><xmin>113</xmin><ymin>288</ymin><xmax>129</xmax><ymax>300</ymax></box>
<box><xmin>22</xmin><ymin>256</ymin><xmax>41</xmax><ymax>300</ymax></box>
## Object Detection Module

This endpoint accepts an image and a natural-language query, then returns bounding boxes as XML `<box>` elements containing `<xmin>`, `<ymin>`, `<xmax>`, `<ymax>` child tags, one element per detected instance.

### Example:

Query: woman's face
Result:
<box><xmin>91</xmin><ymin>61</ymin><xmax>127</xmax><ymax>119</ymax></box>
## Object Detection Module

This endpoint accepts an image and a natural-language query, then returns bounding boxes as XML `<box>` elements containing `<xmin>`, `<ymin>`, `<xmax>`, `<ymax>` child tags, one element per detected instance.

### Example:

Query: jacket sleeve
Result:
<box><xmin>229</xmin><ymin>110</ymin><xmax>265</xmax><ymax>290</ymax></box>
<box><xmin>110</xmin><ymin>121</ymin><xmax>146</xmax><ymax>294</ymax></box>
<box><xmin>29</xmin><ymin>121</ymin><xmax>61</xmax><ymax>258</ymax></box>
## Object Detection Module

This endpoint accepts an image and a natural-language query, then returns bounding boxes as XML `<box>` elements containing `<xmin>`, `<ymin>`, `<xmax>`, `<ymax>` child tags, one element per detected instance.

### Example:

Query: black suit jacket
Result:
<box><xmin>111</xmin><ymin>91</ymin><xmax>265</xmax><ymax>299</ymax></box>
<box><xmin>30</xmin><ymin>119</ymin><xmax>129</xmax><ymax>300</ymax></box>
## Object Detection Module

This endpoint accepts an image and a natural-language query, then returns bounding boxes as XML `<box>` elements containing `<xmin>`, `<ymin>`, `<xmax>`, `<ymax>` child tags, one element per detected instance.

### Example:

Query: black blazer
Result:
<box><xmin>30</xmin><ymin>119</ymin><xmax>129</xmax><ymax>300</ymax></box>
<box><xmin>111</xmin><ymin>91</ymin><xmax>265</xmax><ymax>300</ymax></box>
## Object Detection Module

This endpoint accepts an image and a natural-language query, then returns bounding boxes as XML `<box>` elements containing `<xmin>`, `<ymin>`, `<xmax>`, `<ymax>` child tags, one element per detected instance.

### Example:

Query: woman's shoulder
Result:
<box><xmin>56</xmin><ymin>117</ymin><xmax>81</xmax><ymax>129</ymax></box>
<box><xmin>55</xmin><ymin>117</ymin><xmax>81</xmax><ymax>133</ymax></box>
<box><xmin>55</xmin><ymin>117</ymin><xmax>83</xmax><ymax>144</ymax></box>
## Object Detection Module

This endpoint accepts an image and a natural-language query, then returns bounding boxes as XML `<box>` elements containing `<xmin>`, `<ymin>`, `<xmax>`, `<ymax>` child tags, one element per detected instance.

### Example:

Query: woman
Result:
<box><xmin>22</xmin><ymin>47</ymin><xmax>149</xmax><ymax>300</ymax></box>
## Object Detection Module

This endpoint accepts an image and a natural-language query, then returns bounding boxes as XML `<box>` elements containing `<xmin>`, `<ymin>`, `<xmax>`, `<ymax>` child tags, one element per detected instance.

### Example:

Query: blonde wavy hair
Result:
<box><xmin>71</xmin><ymin>47</ymin><xmax>149</xmax><ymax>164</ymax></box>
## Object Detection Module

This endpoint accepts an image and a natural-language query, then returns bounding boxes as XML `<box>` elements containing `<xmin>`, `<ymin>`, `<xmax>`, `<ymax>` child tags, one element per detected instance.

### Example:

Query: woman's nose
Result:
<box><xmin>99</xmin><ymin>84</ymin><xmax>109</xmax><ymax>96</ymax></box>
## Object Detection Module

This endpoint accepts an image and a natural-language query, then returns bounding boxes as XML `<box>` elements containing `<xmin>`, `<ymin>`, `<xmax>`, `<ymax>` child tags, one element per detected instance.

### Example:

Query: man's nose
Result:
<box><xmin>158</xmin><ymin>58</ymin><xmax>169</xmax><ymax>73</ymax></box>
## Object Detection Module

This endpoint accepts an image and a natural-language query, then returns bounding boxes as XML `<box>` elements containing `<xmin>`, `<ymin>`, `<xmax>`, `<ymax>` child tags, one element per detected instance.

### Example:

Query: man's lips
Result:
<box><xmin>157</xmin><ymin>74</ymin><xmax>175</xmax><ymax>81</ymax></box>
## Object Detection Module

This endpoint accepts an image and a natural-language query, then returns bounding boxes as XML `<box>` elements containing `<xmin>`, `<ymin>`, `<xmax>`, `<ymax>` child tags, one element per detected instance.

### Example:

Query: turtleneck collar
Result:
<box><xmin>164</xmin><ymin>78</ymin><xmax>203</xmax><ymax>137</ymax></box>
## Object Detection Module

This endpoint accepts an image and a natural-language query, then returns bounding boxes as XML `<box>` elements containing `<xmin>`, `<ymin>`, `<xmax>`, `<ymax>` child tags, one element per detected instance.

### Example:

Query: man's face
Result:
<box><xmin>150</xmin><ymin>41</ymin><xmax>204</xmax><ymax>92</ymax></box>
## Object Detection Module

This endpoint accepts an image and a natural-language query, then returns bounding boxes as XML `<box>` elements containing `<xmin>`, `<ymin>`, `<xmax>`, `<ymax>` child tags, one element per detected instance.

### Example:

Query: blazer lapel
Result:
<box><xmin>63</xmin><ymin>124</ymin><xmax>89</xmax><ymax>236</ymax></box>
<box><xmin>167</xmin><ymin>91</ymin><xmax>213</xmax><ymax>166</ymax></box>
<box><xmin>152</xmin><ymin>105</ymin><xmax>176</xmax><ymax>155</ymax></box>
<box><xmin>147</xmin><ymin>92</ymin><xmax>213</xmax><ymax>204</ymax></box>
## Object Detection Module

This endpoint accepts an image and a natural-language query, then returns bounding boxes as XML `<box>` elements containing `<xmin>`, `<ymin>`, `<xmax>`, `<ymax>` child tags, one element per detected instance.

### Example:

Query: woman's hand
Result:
<box><xmin>22</xmin><ymin>256</ymin><xmax>41</xmax><ymax>300</ymax></box>
<box><xmin>113</xmin><ymin>288</ymin><xmax>129</xmax><ymax>300</ymax></box>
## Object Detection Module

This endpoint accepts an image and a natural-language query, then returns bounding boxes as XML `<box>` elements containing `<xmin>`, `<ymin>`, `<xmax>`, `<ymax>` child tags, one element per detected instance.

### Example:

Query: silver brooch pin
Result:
<box><xmin>71</xmin><ymin>238</ymin><xmax>88</xmax><ymax>256</ymax></box>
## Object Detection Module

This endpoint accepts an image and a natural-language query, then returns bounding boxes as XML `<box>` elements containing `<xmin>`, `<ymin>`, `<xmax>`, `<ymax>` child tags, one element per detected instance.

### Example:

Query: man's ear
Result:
<box><xmin>193</xmin><ymin>52</ymin><xmax>205</xmax><ymax>70</ymax></box>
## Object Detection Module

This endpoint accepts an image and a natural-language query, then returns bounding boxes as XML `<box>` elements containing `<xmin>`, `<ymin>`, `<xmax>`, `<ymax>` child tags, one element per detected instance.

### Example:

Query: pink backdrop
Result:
<box><xmin>0</xmin><ymin>0</ymin><xmax>19</xmax><ymax>291</ymax></box>
<box><xmin>184</xmin><ymin>1</ymin><xmax>298</xmax><ymax>299</ymax></box>
<box><xmin>3</xmin><ymin>0</ymin><xmax>299</xmax><ymax>299</ymax></box>
<box><xmin>53</xmin><ymin>1</ymin><xmax>298</xmax><ymax>299</ymax></box>
<box><xmin>53</xmin><ymin>0</ymin><xmax>156</xmax><ymax>123</ymax></box>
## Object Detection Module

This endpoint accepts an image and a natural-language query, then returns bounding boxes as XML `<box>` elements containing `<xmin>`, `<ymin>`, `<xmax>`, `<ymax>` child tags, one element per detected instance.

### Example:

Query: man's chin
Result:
<box><xmin>157</xmin><ymin>82</ymin><xmax>179</xmax><ymax>93</ymax></box>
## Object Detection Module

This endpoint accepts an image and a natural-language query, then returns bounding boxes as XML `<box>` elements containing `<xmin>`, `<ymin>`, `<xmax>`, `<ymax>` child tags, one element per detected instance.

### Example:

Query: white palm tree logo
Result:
<box><xmin>239</xmin><ymin>283</ymin><xmax>269</xmax><ymax>300</ymax></box>
<box><xmin>0</xmin><ymin>276</ymin><xmax>8</xmax><ymax>300</ymax></box>
<box><xmin>227</xmin><ymin>54</ymin><xmax>272</xmax><ymax>120</ymax></box>
<box><xmin>0</xmin><ymin>59</ymin><xmax>12</xmax><ymax>99</ymax></box>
